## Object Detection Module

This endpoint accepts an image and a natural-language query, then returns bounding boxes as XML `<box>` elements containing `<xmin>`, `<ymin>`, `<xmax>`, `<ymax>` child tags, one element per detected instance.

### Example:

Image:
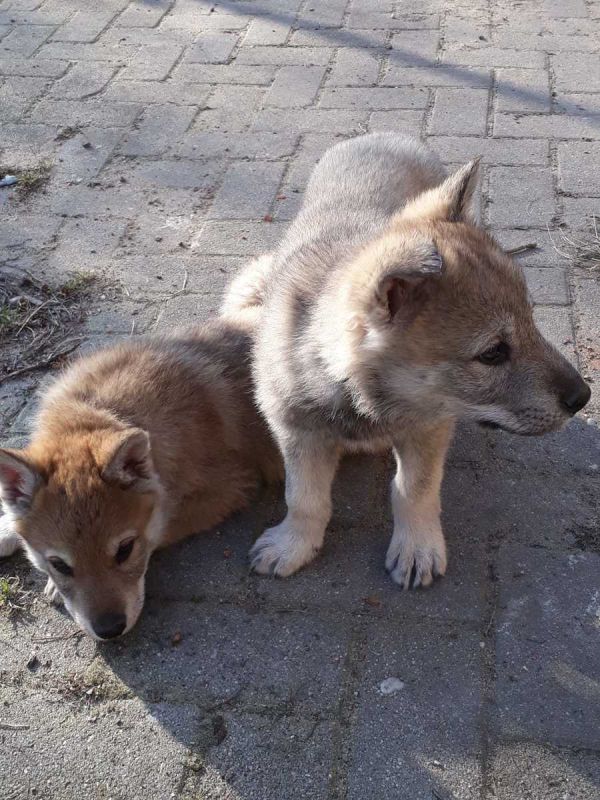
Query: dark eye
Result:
<box><xmin>49</xmin><ymin>557</ymin><xmax>73</xmax><ymax>577</ymax></box>
<box><xmin>476</xmin><ymin>342</ymin><xmax>510</xmax><ymax>366</ymax></box>
<box><xmin>116</xmin><ymin>538</ymin><xmax>135</xmax><ymax>564</ymax></box>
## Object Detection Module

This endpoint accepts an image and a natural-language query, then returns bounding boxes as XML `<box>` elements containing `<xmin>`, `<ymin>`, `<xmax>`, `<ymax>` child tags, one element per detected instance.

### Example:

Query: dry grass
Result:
<box><xmin>549</xmin><ymin>218</ymin><xmax>600</xmax><ymax>274</ymax></box>
<box><xmin>0</xmin><ymin>268</ymin><xmax>97</xmax><ymax>384</ymax></box>
<box><xmin>0</xmin><ymin>160</ymin><xmax>53</xmax><ymax>198</ymax></box>
<box><xmin>0</xmin><ymin>575</ymin><xmax>32</xmax><ymax>616</ymax></box>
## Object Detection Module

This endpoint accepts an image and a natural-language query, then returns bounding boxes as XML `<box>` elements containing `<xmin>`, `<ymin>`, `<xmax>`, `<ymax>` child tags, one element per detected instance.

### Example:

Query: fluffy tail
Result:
<box><xmin>220</xmin><ymin>253</ymin><xmax>274</xmax><ymax>331</ymax></box>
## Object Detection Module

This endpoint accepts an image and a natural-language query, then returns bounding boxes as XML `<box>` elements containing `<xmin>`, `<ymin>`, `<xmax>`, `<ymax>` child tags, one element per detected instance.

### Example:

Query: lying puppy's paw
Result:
<box><xmin>385</xmin><ymin>524</ymin><xmax>447</xmax><ymax>589</ymax></box>
<box><xmin>250</xmin><ymin>519</ymin><xmax>320</xmax><ymax>577</ymax></box>
<box><xmin>0</xmin><ymin>519</ymin><xmax>21</xmax><ymax>558</ymax></box>
<box><xmin>44</xmin><ymin>577</ymin><xmax>63</xmax><ymax>605</ymax></box>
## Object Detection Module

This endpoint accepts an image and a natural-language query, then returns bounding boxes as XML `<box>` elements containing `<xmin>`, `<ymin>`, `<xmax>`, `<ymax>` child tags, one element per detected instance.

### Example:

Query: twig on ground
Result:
<box><xmin>0</xmin><ymin>338</ymin><xmax>83</xmax><ymax>385</ymax></box>
<box><xmin>31</xmin><ymin>630</ymin><xmax>83</xmax><ymax>644</ymax></box>
<box><xmin>505</xmin><ymin>242</ymin><xmax>538</xmax><ymax>255</ymax></box>
<box><xmin>181</xmin><ymin>268</ymin><xmax>189</xmax><ymax>292</ymax></box>
<box><xmin>0</xmin><ymin>721</ymin><xmax>30</xmax><ymax>731</ymax></box>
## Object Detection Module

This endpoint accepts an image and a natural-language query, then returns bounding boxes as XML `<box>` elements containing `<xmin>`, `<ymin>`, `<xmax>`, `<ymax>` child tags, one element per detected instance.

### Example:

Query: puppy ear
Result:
<box><xmin>401</xmin><ymin>158</ymin><xmax>481</xmax><ymax>225</ymax></box>
<box><xmin>377</xmin><ymin>246</ymin><xmax>442</xmax><ymax>321</ymax></box>
<box><xmin>0</xmin><ymin>449</ymin><xmax>41</xmax><ymax>517</ymax></box>
<box><xmin>101</xmin><ymin>429</ymin><xmax>157</xmax><ymax>492</ymax></box>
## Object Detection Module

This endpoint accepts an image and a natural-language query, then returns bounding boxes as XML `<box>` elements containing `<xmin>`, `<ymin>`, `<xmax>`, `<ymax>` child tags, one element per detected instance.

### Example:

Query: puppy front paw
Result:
<box><xmin>0</xmin><ymin>518</ymin><xmax>22</xmax><ymax>558</ymax></box>
<box><xmin>385</xmin><ymin>524</ymin><xmax>447</xmax><ymax>590</ymax></box>
<box><xmin>44</xmin><ymin>577</ymin><xmax>63</xmax><ymax>605</ymax></box>
<box><xmin>250</xmin><ymin>518</ymin><xmax>322</xmax><ymax>577</ymax></box>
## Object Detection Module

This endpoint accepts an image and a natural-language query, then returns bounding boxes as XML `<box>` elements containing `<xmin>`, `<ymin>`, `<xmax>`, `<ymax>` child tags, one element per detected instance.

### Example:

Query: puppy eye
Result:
<box><xmin>49</xmin><ymin>557</ymin><xmax>73</xmax><ymax>577</ymax></box>
<box><xmin>115</xmin><ymin>538</ymin><xmax>135</xmax><ymax>564</ymax></box>
<box><xmin>476</xmin><ymin>342</ymin><xmax>510</xmax><ymax>366</ymax></box>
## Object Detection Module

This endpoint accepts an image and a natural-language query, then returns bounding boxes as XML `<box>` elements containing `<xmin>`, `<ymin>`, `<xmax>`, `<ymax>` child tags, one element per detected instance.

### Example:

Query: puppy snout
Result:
<box><xmin>92</xmin><ymin>612</ymin><xmax>127</xmax><ymax>640</ymax></box>
<box><xmin>558</xmin><ymin>374</ymin><xmax>591</xmax><ymax>415</ymax></box>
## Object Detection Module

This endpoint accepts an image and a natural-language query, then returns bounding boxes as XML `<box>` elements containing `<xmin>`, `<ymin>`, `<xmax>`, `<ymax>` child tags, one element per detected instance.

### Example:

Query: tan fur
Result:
<box><xmin>224</xmin><ymin>133</ymin><xmax>591</xmax><ymax>589</ymax></box>
<box><xmin>0</xmin><ymin>319</ymin><xmax>281</xmax><ymax>638</ymax></box>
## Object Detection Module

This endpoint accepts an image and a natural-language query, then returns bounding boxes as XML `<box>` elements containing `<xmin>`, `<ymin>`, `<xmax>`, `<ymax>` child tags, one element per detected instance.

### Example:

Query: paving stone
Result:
<box><xmin>236</xmin><ymin>45</ymin><xmax>332</xmax><ymax>66</ymax></box>
<box><xmin>0</xmin><ymin>57</ymin><xmax>69</xmax><ymax>77</ymax></box>
<box><xmin>443</xmin><ymin>46</ymin><xmax>545</xmax><ymax>69</ymax></box>
<box><xmin>289</xmin><ymin>27</ymin><xmax>387</xmax><ymax>48</ymax></box>
<box><xmin>178</xmin><ymin>130</ymin><xmax>298</xmax><ymax>159</ymax></box>
<box><xmin>208</xmin><ymin>160</ymin><xmax>285</xmax><ymax>219</ymax></box>
<box><xmin>494</xmin><ymin>113</ymin><xmax>600</xmax><ymax>140</ymax></box>
<box><xmin>534</xmin><ymin>305</ymin><xmax>579</xmax><ymax>365</ymax></box>
<box><xmin>495</xmin><ymin>67</ymin><xmax>550</xmax><ymax>113</ymax></box>
<box><xmin>118</xmin><ymin>42</ymin><xmax>184</xmax><ymax>80</ymax></box>
<box><xmin>252</xmin><ymin>107</ymin><xmax>365</xmax><ymax>133</ymax></box>
<box><xmin>389</xmin><ymin>29</ymin><xmax>440</xmax><ymax>66</ymax></box>
<box><xmin>555</xmin><ymin>93</ymin><xmax>600</xmax><ymax>116</ymax></box>
<box><xmin>51</xmin><ymin>10</ymin><xmax>116</xmax><ymax>42</ymax></box>
<box><xmin>0</xmin><ymin>75</ymin><xmax>49</xmax><ymax>122</ymax></box>
<box><xmin>192</xmin><ymin>219</ymin><xmax>288</xmax><ymax>255</ymax></box>
<box><xmin>381</xmin><ymin>64</ymin><xmax>491</xmax><ymax>87</ymax></box>
<box><xmin>494</xmin><ymin>545</ymin><xmax>600</xmax><ymax>748</ymax></box>
<box><xmin>347</xmin><ymin>621</ymin><xmax>483</xmax><ymax>800</ymax></box>
<box><xmin>524</xmin><ymin>266</ymin><xmax>569</xmax><ymax>305</ymax></box>
<box><xmin>428</xmin><ymin>135</ymin><xmax>548</xmax><ymax>166</ymax></box>
<box><xmin>572</xmin><ymin>275</ymin><xmax>600</xmax><ymax>417</ymax></box>
<box><xmin>553</xmin><ymin>52</ymin><xmax>600</xmax><ymax>93</ymax></box>
<box><xmin>562</xmin><ymin>196</ymin><xmax>600</xmax><ymax>230</ymax></box>
<box><xmin>495</xmin><ymin>228</ymin><xmax>568</xmax><ymax>268</ymax></box>
<box><xmin>0</xmin><ymin>23</ymin><xmax>54</xmax><ymax>56</ymax></box>
<box><xmin>320</xmin><ymin>86</ymin><xmax>429</xmax><ymax>109</ymax></box>
<box><xmin>429</xmin><ymin>87</ymin><xmax>489</xmax><ymax>135</ymax></box>
<box><xmin>184</xmin><ymin>32</ymin><xmax>239</xmax><ymax>64</ymax></box>
<box><xmin>48</xmin><ymin>62</ymin><xmax>116</xmax><ymax>99</ymax></box>
<box><xmin>487</xmin><ymin>166</ymin><xmax>555</xmax><ymax>228</ymax></box>
<box><xmin>30</xmin><ymin>97</ymin><xmax>142</xmax><ymax>128</ymax></box>
<box><xmin>54</xmin><ymin>127</ymin><xmax>123</xmax><ymax>181</ymax></box>
<box><xmin>119</xmin><ymin>104</ymin><xmax>196</xmax><ymax>156</ymax></box>
<box><xmin>265</xmin><ymin>65</ymin><xmax>326</xmax><ymax>108</ymax></box>
<box><xmin>558</xmin><ymin>141</ymin><xmax>600</xmax><ymax>197</ymax></box>
<box><xmin>369</xmin><ymin>109</ymin><xmax>424</xmax><ymax>138</ymax></box>
<box><xmin>488</xmin><ymin>742</ymin><xmax>600</xmax><ymax>800</ymax></box>
<box><xmin>37</xmin><ymin>39</ymin><xmax>138</xmax><ymax>63</ymax></box>
<box><xmin>244</xmin><ymin>17</ymin><xmax>291</xmax><ymax>45</ymax></box>
<box><xmin>114</xmin><ymin>0</ymin><xmax>171</xmax><ymax>28</ymax></box>
<box><xmin>174</xmin><ymin>63</ymin><xmax>277</xmax><ymax>84</ymax></box>
<box><xmin>103</xmin><ymin>78</ymin><xmax>211</xmax><ymax>106</ymax></box>
<box><xmin>327</xmin><ymin>48</ymin><xmax>381</xmax><ymax>87</ymax></box>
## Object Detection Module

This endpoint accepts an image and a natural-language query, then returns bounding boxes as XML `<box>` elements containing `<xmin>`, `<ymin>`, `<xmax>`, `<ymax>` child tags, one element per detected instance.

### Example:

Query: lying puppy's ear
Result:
<box><xmin>376</xmin><ymin>244</ymin><xmax>442</xmax><ymax>322</ymax></box>
<box><xmin>0</xmin><ymin>449</ymin><xmax>41</xmax><ymax>517</ymax></box>
<box><xmin>100</xmin><ymin>429</ymin><xmax>157</xmax><ymax>492</ymax></box>
<box><xmin>401</xmin><ymin>158</ymin><xmax>481</xmax><ymax>225</ymax></box>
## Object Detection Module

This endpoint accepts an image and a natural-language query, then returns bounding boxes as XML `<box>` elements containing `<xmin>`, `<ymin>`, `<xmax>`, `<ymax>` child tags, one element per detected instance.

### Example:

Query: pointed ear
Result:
<box><xmin>100</xmin><ymin>429</ymin><xmax>157</xmax><ymax>492</ymax></box>
<box><xmin>376</xmin><ymin>243</ymin><xmax>442</xmax><ymax>324</ymax></box>
<box><xmin>0</xmin><ymin>449</ymin><xmax>41</xmax><ymax>517</ymax></box>
<box><xmin>401</xmin><ymin>158</ymin><xmax>481</xmax><ymax>225</ymax></box>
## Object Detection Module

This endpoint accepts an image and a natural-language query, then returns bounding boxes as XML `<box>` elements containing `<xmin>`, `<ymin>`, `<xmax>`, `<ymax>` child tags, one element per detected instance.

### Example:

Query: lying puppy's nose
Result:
<box><xmin>93</xmin><ymin>612</ymin><xmax>127</xmax><ymax>640</ymax></box>
<box><xmin>560</xmin><ymin>377</ymin><xmax>591</xmax><ymax>415</ymax></box>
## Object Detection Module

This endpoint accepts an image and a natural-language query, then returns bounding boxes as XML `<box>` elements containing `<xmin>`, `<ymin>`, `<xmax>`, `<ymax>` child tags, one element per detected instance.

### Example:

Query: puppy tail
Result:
<box><xmin>221</xmin><ymin>253</ymin><xmax>275</xmax><ymax>331</ymax></box>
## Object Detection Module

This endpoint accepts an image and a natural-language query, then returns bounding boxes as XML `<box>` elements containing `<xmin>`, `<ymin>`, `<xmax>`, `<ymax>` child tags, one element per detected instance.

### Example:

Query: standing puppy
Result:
<box><xmin>0</xmin><ymin>319</ymin><xmax>281</xmax><ymax>638</ymax></box>
<box><xmin>230</xmin><ymin>133</ymin><xmax>590</xmax><ymax>589</ymax></box>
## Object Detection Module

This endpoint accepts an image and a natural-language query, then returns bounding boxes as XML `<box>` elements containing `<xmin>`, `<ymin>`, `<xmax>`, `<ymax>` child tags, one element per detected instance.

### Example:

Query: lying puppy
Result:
<box><xmin>227</xmin><ymin>133</ymin><xmax>591</xmax><ymax>589</ymax></box>
<box><xmin>0</xmin><ymin>317</ymin><xmax>281</xmax><ymax>638</ymax></box>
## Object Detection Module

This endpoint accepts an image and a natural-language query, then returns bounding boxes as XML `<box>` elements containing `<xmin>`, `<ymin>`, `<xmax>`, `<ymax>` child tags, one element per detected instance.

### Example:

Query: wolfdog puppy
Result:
<box><xmin>225</xmin><ymin>133</ymin><xmax>591</xmax><ymax>589</ymax></box>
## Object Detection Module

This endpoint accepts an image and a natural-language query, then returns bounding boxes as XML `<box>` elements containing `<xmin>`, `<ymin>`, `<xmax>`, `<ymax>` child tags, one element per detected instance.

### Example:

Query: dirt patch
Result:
<box><xmin>551</xmin><ymin>222</ymin><xmax>600</xmax><ymax>276</ymax></box>
<box><xmin>572</xmin><ymin>524</ymin><xmax>600</xmax><ymax>555</ymax></box>
<box><xmin>0</xmin><ymin>160</ymin><xmax>53</xmax><ymax>199</ymax></box>
<box><xmin>0</xmin><ymin>267</ymin><xmax>99</xmax><ymax>384</ymax></box>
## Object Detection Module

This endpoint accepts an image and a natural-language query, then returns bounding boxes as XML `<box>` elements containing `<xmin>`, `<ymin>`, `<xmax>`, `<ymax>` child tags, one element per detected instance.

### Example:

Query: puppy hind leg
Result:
<box><xmin>386</xmin><ymin>419</ymin><xmax>455</xmax><ymax>589</ymax></box>
<box><xmin>250</xmin><ymin>437</ymin><xmax>340</xmax><ymax>577</ymax></box>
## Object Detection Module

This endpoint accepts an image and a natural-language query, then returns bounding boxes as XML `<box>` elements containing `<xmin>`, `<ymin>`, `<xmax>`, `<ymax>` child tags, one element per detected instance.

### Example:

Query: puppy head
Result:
<box><xmin>349</xmin><ymin>161</ymin><xmax>591</xmax><ymax>434</ymax></box>
<box><xmin>0</xmin><ymin>428</ymin><xmax>163</xmax><ymax>639</ymax></box>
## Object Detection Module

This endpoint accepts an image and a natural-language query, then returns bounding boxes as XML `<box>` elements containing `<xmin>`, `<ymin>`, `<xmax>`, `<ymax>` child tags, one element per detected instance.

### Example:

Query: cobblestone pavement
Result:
<box><xmin>1</xmin><ymin>1</ymin><xmax>600</xmax><ymax>798</ymax></box>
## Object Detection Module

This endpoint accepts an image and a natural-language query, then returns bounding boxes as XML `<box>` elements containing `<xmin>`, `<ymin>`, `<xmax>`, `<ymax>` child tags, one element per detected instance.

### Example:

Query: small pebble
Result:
<box><xmin>379</xmin><ymin>677</ymin><xmax>405</xmax><ymax>695</ymax></box>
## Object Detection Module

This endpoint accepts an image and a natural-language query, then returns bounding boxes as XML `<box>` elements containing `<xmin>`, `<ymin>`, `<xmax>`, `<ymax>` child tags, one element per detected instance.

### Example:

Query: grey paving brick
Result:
<box><xmin>0</xmin><ymin>213</ymin><xmax>62</xmax><ymax>250</ymax></box>
<box><xmin>553</xmin><ymin>52</ymin><xmax>600</xmax><ymax>93</ymax></box>
<box><xmin>236</xmin><ymin>45</ymin><xmax>332</xmax><ymax>66</ymax></box>
<box><xmin>192</xmin><ymin>219</ymin><xmax>287</xmax><ymax>254</ymax></box>
<box><xmin>382</xmin><ymin>64</ymin><xmax>491</xmax><ymax>88</ymax></box>
<box><xmin>30</xmin><ymin>97</ymin><xmax>142</xmax><ymax>128</ymax></box>
<box><xmin>0</xmin><ymin>75</ymin><xmax>49</xmax><ymax>122</ymax></box>
<box><xmin>428</xmin><ymin>135</ymin><xmax>548</xmax><ymax>166</ymax></box>
<box><xmin>0</xmin><ymin>122</ymin><xmax>58</xmax><ymax>167</ymax></box>
<box><xmin>487</xmin><ymin>166</ymin><xmax>555</xmax><ymax>228</ymax></box>
<box><xmin>208</xmin><ymin>160</ymin><xmax>286</xmax><ymax>219</ymax></box>
<box><xmin>534</xmin><ymin>305</ymin><xmax>578</xmax><ymax>364</ymax></box>
<box><xmin>493</xmin><ymin>31</ymin><xmax>599</xmax><ymax>53</ymax></box>
<box><xmin>51</xmin><ymin>10</ymin><xmax>116</xmax><ymax>42</ymax></box>
<box><xmin>0</xmin><ymin>23</ymin><xmax>54</xmax><ymax>56</ymax></box>
<box><xmin>369</xmin><ymin>109</ymin><xmax>425</xmax><ymax>138</ymax></box>
<box><xmin>297</xmin><ymin>0</ymin><xmax>347</xmax><ymax>28</ymax></box>
<box><xmin>494</xmin><ymin>545</ymin><xmax>600</xmax><ymax>748</ymax></box>
<box><xmin>558</xmin><ymin>141</ymin><xmax>600</xmax><ymax>197</ymax></box>
<box><xmin>48</xmin><ymin>62</ymin><xmax>116</xmax><ymax>99</ymax></box>
<box><xmin>347</xmin><ymin>621</ymin><xmax>483</xmax><ymax>800</ymax></box>
<box><xmin>252</xmin><ymin>106</ymin><xmax>365</xmax><ymax>133</ymax></box>
<box><xmin>119</xmin><ymin>104</ymin><xmax>196</xmax><ymax>156</ymax></box>
<box><xmin>347</xmin><ymin>10</ymin><xmax>436</xmax><ymax>30</ymax></box>
<box><xmin>555</xmin><ymin>93</ymin><xmax>600</xmax><ymax>116</ymax></box>
<box><xmin>184</xmin><ymin>32</ymin><xmax>239</xmax><ymax>64</ymax></box>
<box><xmin>36</xmin><ymin>39</ymin><xmax>138</xmax><ymax>63</ymax></box>
<box><xmin>244</xmin><ymin>17</ymin><xmax>291</xmax><ymax>45</ymax></box>
<box><xmin>543</xmin><ymin>0</ymin><xmax>587</xmax><ymax>16</ymax></box>
<box><xmin>289</xmin><ymin>27</ymin><xmax>387</xmax><ymax>48</ymax></box>
<box><xmin>174</xmin><ymin>62</ymin><xmax>276</xmax><ymax>84</ymax></box>
<box><xmin>54</xmin><ymin>127</ymin><xmax>123</xmax><ymax>181</ymax></box>
<box><xmin>178</xmin><ymin>129</ymin><xmax>297</xmax><ymax>159</ymax></box>
<box><xmin>195</xmin><ymin>84</ymin><xmax>264</xmax><ymax>132</ymax></box>
<box><xmin>320</xmin><ymin>86</ymin><xmax>429</xmax><ymax>109</ymax></box>
<box><xmin>495</xmin><ymin>67</ymin><xmax>550</xmax><ymax>113</ymax></box>
<box><xmin>572</xmin><ymin>277</ymin><xmax>600</xmax><ymax>416</ymax></box>
<box><xmin>327</xmin><ymin>48</ymin><xmax>380</xmax><ymax>87</ymax></box>
<box><xmin>389</xmin><ymin>29</ymin><xmax>439</xmax><ymax>66</ymax></box>
<box><xmin>103</xmin><ymin>78</ymin><xmax>211</xmax><ymax>106</ymax></box>
<box><xmin>561</xmin><ymin>196</ymin><xmax>600</xmax><ymax>230</ymax></box>
<box><xmin>0</xmin><ymin>57</ymin><xmax>69</xmax><ymax>77</ymax></box>
<box><xmin>443</xmin><ymin>45</ymin><xmax>545</xmax><ymax>69</ymax></box>
<box><xmin>494</xmin><ymin>113</ymin><xmax>600</xmax><ymax>140</ymax></box>
<box><xmin>495</xmin><ymin>229</ymin><xmax>567</xmax><ymax>269</ymax></box>
<box><xmin>118</xmin><ymin>42</ymin><xmax>184</xmax><ymax>80</ymax></box>
<box><xmin>429</xmin><ymin>87</ymin><xmax>489</xmax><ymax>135</ymax></box>
<box><xmin>114</xmin><ymin>0</ymin><xmax>171</xmax><ymax>28</ymax></box>
<box><xmin>488</xmin><ymin>743</ymin><xmax>600</xmax><ymax>800</ymax></box>
<box><xmin>265</xmin><ymin>65</ymin><xmax>326</xmax><ymax>108</ymax></box>
<box><xmin>524</xmin><ymin>266</ymin><xmax>569</xmax><ymax>305</ymax></box>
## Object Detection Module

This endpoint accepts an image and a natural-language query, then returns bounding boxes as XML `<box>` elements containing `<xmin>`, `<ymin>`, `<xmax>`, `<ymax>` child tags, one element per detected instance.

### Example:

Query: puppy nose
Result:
<box><xmin>560</xmin><ymin>378</ymin><xmax>591</xmax><ymax>415</ymax></box>
<box><xmin>93</xmin><ymin>612</ymin><xmax>127</xmax><ymax>640</ymax></box>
